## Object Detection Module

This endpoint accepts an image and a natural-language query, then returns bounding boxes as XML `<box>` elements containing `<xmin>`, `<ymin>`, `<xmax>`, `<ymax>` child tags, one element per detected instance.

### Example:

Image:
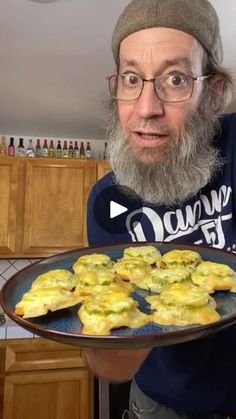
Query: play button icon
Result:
<box><xmin>110</xmin><ymin>201</ymin><xmax>128</xmax><ymax>219</ymax></box>
<box><xmin>93</xmin><ymin>184</ymin><xmax>143</xmax><ymax>235</ymax></box>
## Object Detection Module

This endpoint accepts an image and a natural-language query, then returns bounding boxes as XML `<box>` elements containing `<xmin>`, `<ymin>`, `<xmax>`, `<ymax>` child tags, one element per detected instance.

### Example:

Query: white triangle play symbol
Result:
<box><xmin>110</xmin><ymin>201</ymin><xmax>128</xmax><ymax>219</ymax></box>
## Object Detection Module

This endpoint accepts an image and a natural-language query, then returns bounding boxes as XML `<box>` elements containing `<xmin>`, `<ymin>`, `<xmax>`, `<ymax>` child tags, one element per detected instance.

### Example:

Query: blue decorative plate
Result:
<box><xmin>1</xmin><ymin>242</ymin><xmax>236</xmax><ymax>349</ymax></box>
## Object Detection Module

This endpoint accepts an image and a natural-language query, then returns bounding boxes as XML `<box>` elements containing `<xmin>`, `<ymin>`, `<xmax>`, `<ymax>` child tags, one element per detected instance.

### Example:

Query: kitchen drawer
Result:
<box><xmin>4</xmin><ymin>339</ymin><xmax>85</xmax><ymax>373</ymax></box>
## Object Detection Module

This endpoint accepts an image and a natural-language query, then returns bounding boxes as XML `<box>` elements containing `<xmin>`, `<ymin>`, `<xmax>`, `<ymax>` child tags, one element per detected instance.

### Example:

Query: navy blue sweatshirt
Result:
<box><xmin>87</xmin><ymin>113</ymin><xmax>236</xmax><ymax>415</ymax></box>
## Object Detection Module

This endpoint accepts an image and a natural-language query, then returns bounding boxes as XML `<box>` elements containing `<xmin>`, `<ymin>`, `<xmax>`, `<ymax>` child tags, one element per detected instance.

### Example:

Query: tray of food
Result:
<box><xmin>1</xmin><ymin>242</ymin><xmax>236</xmax><ymax>349</ymax></box>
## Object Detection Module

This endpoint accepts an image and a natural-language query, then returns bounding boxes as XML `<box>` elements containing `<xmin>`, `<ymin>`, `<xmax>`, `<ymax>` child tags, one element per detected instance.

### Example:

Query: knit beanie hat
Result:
<box><xmin>112</xmin><ymin>0</ymin><xmax>223</xmax><ymax>66</ymax></box>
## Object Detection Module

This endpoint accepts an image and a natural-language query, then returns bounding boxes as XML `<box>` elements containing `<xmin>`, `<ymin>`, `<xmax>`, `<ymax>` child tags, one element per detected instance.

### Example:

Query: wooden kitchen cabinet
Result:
<box><xmin>0</xmin><ymin>159</ymin><xmax>19</xmax><ymax>256</ymax></box>
<box><xmin>96</xmin><ymin>160</ymin><xmax>111</xmax><ymax>180</ymax></box>
<box><xmin>0</xmin><ymin>157</ymin><xmax>112</xmax><ymax>258</ymax></box>
<box><xmin>22</xmin><ymin>158</ymin><xmax>95</xmax><ymax>256</ymax></box>
<box><xmin>0</xmin><ymin>157</ymin><xmax>96</xmax><ymax>258</ymax></box>
<box><xmin>0</xmin><ymin>339</ymin><xmax>93</xmax><ymax>419</ymax></box>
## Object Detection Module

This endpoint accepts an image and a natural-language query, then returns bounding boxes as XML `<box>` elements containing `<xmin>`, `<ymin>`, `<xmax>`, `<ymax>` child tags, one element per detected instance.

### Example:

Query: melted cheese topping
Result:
<box><xmin>31</xmin><ymin>269</ymin><xmax>79</xmax><ymax>291</ymax></box>
<box><xmin>79</xmin><ymin>290</ymin><xmax>151</xmax><ymax>335</ymax></box>
<box><xmin>148</xmin><ymin>297</ymin><xmax>220</xmax><ymax>326</ymax></box>
<box><xmin>191</xmin><ymin>261</ymin><xmax>236</xmax><ymax>293</ymax></box>
<box><xmin>73</xmin><ymin>253</ymin><xmax>113</xmax><ymax>277</ymax></box>
<box><xmin>147</xmin><ymin>284</ymin><xmax>220</xmax><ymax>326</ymax></box>
<box><xmin>123</xmin><ymin>245</ymin><xmax>161</xmax><ymax>265</ymax></box>
<box><xmin>77</xmin><ymin>269</ymin><xmax>115</xmax><ymax>286</ymax></box>
<box><xmin>141</xmin><ymin>267</ymin><xmax>191</xmax><ymax>292</ymax></box>
<box><xmin>74</xmin><ymin>277</ymin><xmax>133</xmax><ymax>302</ymax></box>
<box><xmin>83</xmin><ymin>291</ymin><xmax>136</xmax><ymax>314</ymax></box>
<box><xmin>15</xmin><ymin>287</ymin><xmax>76</xmax><ymax>318</ymax></box>
<box><xmin>113</xmin><ymin>258</ymin><xmax>151</xmax><ymax>284</ymax></box>
<box><xmin>159</xmin><ymin>283</ymin><xmax>210</xmax><ymax>307</ymax></box>
<box><xmin>160</xmin><ymin>250</ymin><xmax>202</xmax><ymax>270</ymax></box>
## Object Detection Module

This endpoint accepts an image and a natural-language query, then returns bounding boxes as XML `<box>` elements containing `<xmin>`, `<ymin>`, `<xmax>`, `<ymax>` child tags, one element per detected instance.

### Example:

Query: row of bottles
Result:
<box><xmin>0</xmin><ymin>136</ymin><xmax>93</xmax><ymax>159</ymax></box>
<box><xmin>35</xmin><ymin>139</ymin><xmax>91</xmax><ymax>159</ymax></box>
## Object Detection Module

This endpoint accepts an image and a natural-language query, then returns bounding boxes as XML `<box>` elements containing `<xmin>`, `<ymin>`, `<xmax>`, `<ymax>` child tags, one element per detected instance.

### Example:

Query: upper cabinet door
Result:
<box><xmin>0</xmin><ymin>159</ymin><xmax>19</xmax><ymax>255</ymax></box>
<box><xmin>22</xmin><ymin>159</ymin><xmax>95</xmax><ymax>257</ymax></box>
<box><xmin>97</xmin><ymin>160</ymin><xmax>111</xmax><ymax>180</ymax></box>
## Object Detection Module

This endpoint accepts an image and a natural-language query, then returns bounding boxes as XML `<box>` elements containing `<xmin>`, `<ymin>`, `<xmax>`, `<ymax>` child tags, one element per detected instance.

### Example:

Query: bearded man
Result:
<box><xmin>85</xmin><ymin>0</ymin><xmax>236</xmax><ymax>418</ymax></box>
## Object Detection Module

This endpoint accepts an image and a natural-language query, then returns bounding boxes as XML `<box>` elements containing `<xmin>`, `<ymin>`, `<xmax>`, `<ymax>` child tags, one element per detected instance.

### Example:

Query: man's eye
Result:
<box><xmin>123</xmin><ymin>74</ymin><xmax>140</xmax><ymax>86</ymax></box>
<box><xmin>169</xmin><ymin>74</ymin><xmax>188</xmax><ymax>87</ymax></box>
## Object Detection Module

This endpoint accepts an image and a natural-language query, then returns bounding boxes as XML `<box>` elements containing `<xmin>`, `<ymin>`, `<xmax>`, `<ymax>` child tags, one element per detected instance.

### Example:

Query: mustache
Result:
<box><xmin>128</xmin><ymin>120</ymin><xmax>172</xmax><ymax>136</ymax></box>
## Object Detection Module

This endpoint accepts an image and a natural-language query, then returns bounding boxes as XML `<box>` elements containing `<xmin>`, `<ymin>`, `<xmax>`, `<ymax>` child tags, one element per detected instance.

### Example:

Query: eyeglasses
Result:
<box><xmin>106</xmin><ymin>73</ymin><xmax>211</xmax><ymax>103</ymax></box>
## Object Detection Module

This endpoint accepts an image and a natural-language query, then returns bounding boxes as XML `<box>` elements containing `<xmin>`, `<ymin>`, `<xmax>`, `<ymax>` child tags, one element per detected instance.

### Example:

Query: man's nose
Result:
<box><xmin>134</xmin><ymin>81</ymin><xmax>164</xmax><ymax>119</ymax></box>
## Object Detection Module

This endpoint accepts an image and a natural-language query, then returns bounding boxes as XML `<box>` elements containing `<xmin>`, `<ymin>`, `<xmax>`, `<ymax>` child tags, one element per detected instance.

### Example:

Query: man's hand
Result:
<box><xmin>83</xmin><ymin>348</ymin><xmax>151</xmax><ymax>382</ymax></box>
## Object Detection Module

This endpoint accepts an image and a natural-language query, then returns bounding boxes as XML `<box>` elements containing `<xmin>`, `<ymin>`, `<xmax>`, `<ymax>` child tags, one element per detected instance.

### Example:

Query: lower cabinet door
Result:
<box><xmin>3</xmin><ymin>369</ymin><xmax>92</xmax><ymax>419</ymax></box>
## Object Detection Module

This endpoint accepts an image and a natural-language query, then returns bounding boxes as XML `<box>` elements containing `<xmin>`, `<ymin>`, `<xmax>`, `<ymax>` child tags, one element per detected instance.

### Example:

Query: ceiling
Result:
<box><xmin>0</xmin><ymin>0</ymin><xmax>235</xmax><ymax>140</ymax></box>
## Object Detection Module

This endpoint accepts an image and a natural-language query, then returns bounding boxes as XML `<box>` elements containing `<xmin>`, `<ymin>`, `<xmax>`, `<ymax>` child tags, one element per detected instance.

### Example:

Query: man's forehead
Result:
<box><xmin>120</xmin><ymin>57</ymin><xmax>193</xmax><ymax>69</ymax></box>
<box><xmin>119</xmin><ymin>28</ymin><xmax>204</xmax><ymax>71</ymax></box>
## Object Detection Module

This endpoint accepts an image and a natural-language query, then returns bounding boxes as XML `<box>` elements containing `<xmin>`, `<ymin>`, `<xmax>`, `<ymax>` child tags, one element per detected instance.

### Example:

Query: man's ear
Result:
<box><xmin>210</xmin><ymin>75</ymin><xmax>225</xmax><ymax>95</ymax></box>
<box><xmin>208</xmin><ymin>75</ymin><xmax>225</xmax><ymax>113</ymax></box>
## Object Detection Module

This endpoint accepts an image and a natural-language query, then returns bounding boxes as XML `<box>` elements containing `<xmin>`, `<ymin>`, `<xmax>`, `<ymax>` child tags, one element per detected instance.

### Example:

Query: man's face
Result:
<box><xmin>118</xmin><ymin>27</ymin><xmax>205</xmax><ymax>165</ymax></box>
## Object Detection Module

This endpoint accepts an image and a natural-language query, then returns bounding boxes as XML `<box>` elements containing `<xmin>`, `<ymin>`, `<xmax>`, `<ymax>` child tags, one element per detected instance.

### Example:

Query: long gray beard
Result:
<box><xmin>105</xmin><ymin>104</ymin><xmax>223</xmax><ymax>207</ymax></box>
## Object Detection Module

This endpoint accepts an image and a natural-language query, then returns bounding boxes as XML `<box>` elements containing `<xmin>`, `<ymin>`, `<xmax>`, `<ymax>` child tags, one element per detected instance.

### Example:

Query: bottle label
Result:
<box><xmin>42</xmin><ymin>149</ymin><xmax>48</xmax><ymax>157</ymax></box>
<box><xmin>26</xmin><ymin>149</ymin><xmax>35</xmax><ymax>157</ymax></box>
<box><xmin>73</xmin><ymin>149</ymin><xmax>80</xmax><ymax>159</ymax></box>
<box><xmin>17</xmin><ymin>148</ymin><xmax>25</xmax><ymax>157</ymax></box>
<box><xmin>8</xmin><ymin>147</ymin><xmax>15</xmax><ymax>157</ymax></box>
<box><xmin>86</xmin><ymin>150</ymin><xmax>91</xmax><ymax>159</ymax></box>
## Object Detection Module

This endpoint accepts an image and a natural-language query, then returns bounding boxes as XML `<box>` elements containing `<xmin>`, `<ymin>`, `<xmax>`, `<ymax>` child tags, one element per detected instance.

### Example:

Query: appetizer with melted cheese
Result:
<box><xmin>15</xmin><ymin>245</ymin><xmax>229</xmax><ymax>332</ymax></box>
<box><xmin>123</xmin><ymin>245</ymin><xmax>161</xmax><ymax>265</ymax></box>
<box><xmin>73</xmin><ymin>253</ymin><xmax>113</xmax><ymax>277</ymax></box>
<box><xmin>146</xmin><ymin>283</ymin><xmax>220</xmax><ymax>326</ymax></box>
<box><xmin>112</xmin><ymin>258</ymin><xmax>151</xmax><ymax>285</ymax></box>
<box><xmin>160</xmin><ymin>249</ymin><xmax>202</xmax><ymax>270</ymax></box>
<box><xmin>140</xmin><ymin>267</ymin><xmax>191</xmax><ymax>292</ymax></box>
<box><xmin>191</xmin><ymin>261</ymin><xmax>236</xmax><ymax>293</ymax></box>
<box><xmin>74</xmin><ymin>269</ymin><xmax>133</xmax><ymax>302</ymax></box>
<box><xmin>15</xmin><ymin>287</ymin><xmax>81</xmax><ymax>318</ymax></box>
<box><xmin>31</xmin><ymin>269</ymin><xmax>79</xmax><ymax>291</ymax></box>
<box><xmin>78</xmin><ymin>290</ymin><xmax>151</xmax><ymax>335</ymax></box>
